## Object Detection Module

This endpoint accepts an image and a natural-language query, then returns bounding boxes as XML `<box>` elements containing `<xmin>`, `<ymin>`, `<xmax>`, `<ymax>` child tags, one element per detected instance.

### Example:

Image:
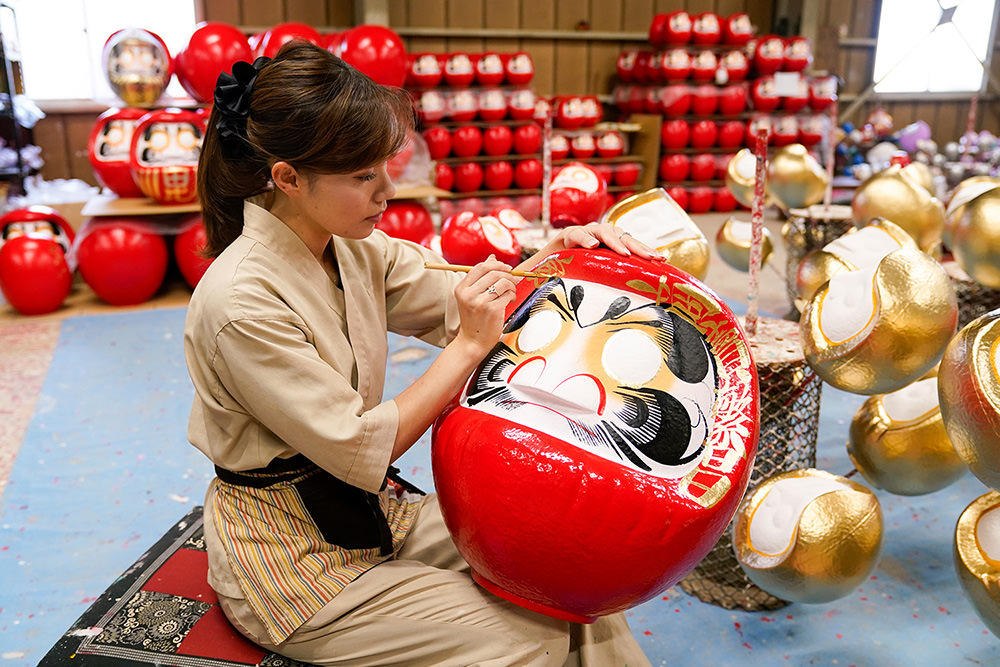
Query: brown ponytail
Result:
<box><xmin>197</xmin><ymin>41</ymin><xmax>415</xmax><ymax>257</ymax></box>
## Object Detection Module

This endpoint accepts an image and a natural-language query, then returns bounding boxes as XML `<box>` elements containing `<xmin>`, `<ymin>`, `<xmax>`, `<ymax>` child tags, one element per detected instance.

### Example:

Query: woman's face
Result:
<box><xmin>299</xmin><ymin>160</ymin><xmax>396</xmax><ymax>241</ymax></box>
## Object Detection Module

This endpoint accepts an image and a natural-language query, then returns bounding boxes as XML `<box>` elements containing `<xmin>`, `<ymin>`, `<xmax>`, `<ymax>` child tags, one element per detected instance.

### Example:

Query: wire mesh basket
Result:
<box><xmin>941</xmin><ymin>260</ymin><xmax>1000</xmax><ymax>329</ymax></box>
<box><xmin>679</xmin><ymin>317</ymin><xmax>822</xmax><ymax>611</ymax></box>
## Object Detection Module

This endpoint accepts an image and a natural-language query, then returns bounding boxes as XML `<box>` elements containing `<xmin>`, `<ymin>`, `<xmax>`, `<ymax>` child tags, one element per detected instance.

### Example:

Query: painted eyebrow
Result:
<box><xmin>542</xmin><ymin>289</ymin><xmax>574</xmax><ymax>320</ymax></box>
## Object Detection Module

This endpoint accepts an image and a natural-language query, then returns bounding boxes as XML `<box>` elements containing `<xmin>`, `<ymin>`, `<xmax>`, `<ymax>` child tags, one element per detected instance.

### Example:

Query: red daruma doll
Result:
<box><xmin>549</xmin><ymin>162</ymin><xmax>609</xmax><ymax>228</ymax></box>
<box><xmin>432</xmin><ymin>248</ymin><xmax>759</xmax><ymax>622</ymax></box>
<box><xmin>130</xmin><ymin>107</ymin><xmax>205</xmax><ymax>205</ymax></box>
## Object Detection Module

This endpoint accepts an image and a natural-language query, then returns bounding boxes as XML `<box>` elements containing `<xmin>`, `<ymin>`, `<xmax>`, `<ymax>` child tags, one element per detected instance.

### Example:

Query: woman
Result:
<box><xmin>186</xmin><ymin>41</ymin><xmax>659</xmax><ymax>666</ymax></box>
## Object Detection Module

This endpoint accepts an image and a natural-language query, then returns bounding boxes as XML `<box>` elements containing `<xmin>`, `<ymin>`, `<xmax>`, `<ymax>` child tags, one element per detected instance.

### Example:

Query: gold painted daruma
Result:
<box><xmin>794</xmin><ymin>217</ymin><xmax>917</xmax><ymax>308</ymax></box>
<box><xmin>847</xmin><ymin>376</ymin><xmax>966</xmax><ymax>496</ymax></box>
<box><xmin>851</xmin><ymin>164</ymin><xmax>946</xmax><ymax>253</ymax></box>
<box><xmin>715</xmin><ymin>217</ymin><xmax>773</xmax><ymax>272</ymax></box>
<box><xmin>954</xmin><ymin>491</ymin><xmax>1000</xmax><ymax>637</ymax></box>
<box><xmin>602</xmin><ymin>188</ymin><xmax>710</xmax><ymax>280</ymax></box>
<box><xmin>725</xmin><ymin>149</ymin><xmax>761</xmax><ymax>210</ymax></box>
<box><xmin>766</xmin><ymin>143</ymin><xmax>829</xmax><ymax>211</ymax></box>
<box><xmin>800</xmin><ymin>237</ymin><xmax>958</xmax><ymax>395</ymax></box>
<box><xmin>732</xmin><ymin>468</ymin><xmax>883</xmax><ymax>604</ymax></box>
<box><xmin>951</xmin><ymin>187</ymin><xmax>1000</xmax><ymax>289</ymax></box>
<box><xmin>938</xmin><ymin>309</ymin><xmax>1000</xmax><ymax>491</ymax></box>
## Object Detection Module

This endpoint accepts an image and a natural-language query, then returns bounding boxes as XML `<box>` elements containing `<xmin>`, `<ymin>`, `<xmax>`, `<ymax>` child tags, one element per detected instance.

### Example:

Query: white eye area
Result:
<box><xmin>602</xmin><ymin>329</ymin><xmax>662</xmax><ymax>387</ymax></box>
<box><xmin>517</xmin><ymin>309</ymin><xmax>563</xmax><ymax>353</ymax></box>
<box><xmin>105</xmin><ymin>126</ymin><xmax>124</xmax><ymax>146</ymax></box>
<box><xmin>177</xmin><ymin>128</ymin><xmax>197</xmax><ymax>149</ymax></box>
<box><xmin>149</xmin><ymin>129</ymin><xmax>168</xmax><ymax>150</ymax></box>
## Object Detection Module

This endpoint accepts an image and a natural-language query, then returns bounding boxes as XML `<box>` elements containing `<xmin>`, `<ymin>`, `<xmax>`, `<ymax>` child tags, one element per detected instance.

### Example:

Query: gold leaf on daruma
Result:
<box><xmin>800</xmin><ymin>243</ymin><xmax>958</xmax><ymax>395</ymax></box>
<box><xmin>938</xmin><ymin>309</ymin><xmax>1000</xmax><ymax>491</ymax></box>
<box><xmin>733</xmin><ymin>468</ymin><xmax>883</xmax><ymax>604</ymax></box>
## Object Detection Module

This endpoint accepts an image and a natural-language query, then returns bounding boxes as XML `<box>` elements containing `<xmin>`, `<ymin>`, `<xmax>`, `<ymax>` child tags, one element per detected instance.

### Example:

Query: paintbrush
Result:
<box><xmin>423</xmin><ymin>262</ymin><xmax>548</xmax><ymax>279</ymax></box>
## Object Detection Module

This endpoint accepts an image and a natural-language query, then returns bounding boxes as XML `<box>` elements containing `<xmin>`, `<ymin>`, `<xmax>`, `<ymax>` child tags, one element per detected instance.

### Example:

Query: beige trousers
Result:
<box><xmin>214</xmin><ymin>493</ymin><xmax>651</xmax><ymax>667</ymax></box>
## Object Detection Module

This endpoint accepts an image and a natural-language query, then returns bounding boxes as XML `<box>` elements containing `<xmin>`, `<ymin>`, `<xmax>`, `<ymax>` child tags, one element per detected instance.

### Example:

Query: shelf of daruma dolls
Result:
<box><xmin>81</xmin><ymin>186</ymin><xmax>452</xmax><ymax>218</ymax></box>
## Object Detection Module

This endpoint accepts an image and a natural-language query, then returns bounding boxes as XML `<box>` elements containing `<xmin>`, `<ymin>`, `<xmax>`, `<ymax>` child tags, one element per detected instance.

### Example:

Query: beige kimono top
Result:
<box><xmin>184</xmin><ymin>199</ymin><xmax>460</xmax><ymax>643</ymax></box>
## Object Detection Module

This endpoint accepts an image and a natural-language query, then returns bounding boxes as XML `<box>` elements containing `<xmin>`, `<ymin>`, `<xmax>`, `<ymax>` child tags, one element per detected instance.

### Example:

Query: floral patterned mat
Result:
<box><xmin>38</xmin><ymin>505</ymin><xmax>315</xmax><ymax>667</ymax></box>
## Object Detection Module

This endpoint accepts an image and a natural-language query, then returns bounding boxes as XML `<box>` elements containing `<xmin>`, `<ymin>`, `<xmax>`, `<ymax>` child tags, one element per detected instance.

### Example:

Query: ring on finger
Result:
<box><xmin>618</xmin><ymin>231</ymin><xmax>631</xmax><ymax>239</ymax></box>
<box><xmin>487</xmin><ymin>283</ymin><xmax>498</xmax><ymax>295</ymax></box>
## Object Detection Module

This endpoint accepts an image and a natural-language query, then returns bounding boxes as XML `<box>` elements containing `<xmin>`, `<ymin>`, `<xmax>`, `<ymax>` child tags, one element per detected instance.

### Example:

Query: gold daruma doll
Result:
<box><xmin>848</xmin><ymin>377</ymin><xmax>966</xmax><ymax>496</ymax></box>
<box><xmin>938</xmin><ymin>309</ymin><xmax>1000</xmax><ymax>491</ymax></box>
<box><xmin>601</xmin><ymin>188</ymin><xmax>710</xmax><ymax>280</ymax></box>
<box><xmin>800</xmin><ymin>219</ymin><xmax>958</xmax><ymax>395</ymax></box>
<box><xmin>955</xmin><ymin>491</ymin><xmax>1000</xmax><ymax>637</ymax></box>
<box><xmin>733</xmin><ymin>468</ymin><xmax>883</xmax><ymax>604</ymax></box>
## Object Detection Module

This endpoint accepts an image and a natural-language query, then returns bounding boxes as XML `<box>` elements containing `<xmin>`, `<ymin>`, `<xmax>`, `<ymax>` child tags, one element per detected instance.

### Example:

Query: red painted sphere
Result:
<box><xmin>613</xmin><ymin>162</ymin><xmax>642</xmax><ymax>187</ymax></box>
<box><xmin>667</xmin><ymin>185</ymin><xmax>689</xmax><ymax>210</ymax></box>
<box><xmin>254</xmin><ymin>22</ymin><xmax>321</xmax><ymax>58</ymax></box>
<box><xmin>0</xmin><ymin>237</ymin><xmax>72</xmax><ymax>315</ymax></box>
<box><xmin>483</xmin><ymin>161</ymin><xmax>515</xmax><ymax>191</ymax></box>
<box><xmin>689</xmin><ymin>153</ymin><xmax>717</xmax><ymax>181</ymax></box>
<box><xmin>335</xmin><ymin>25</ymin><xmax>407</xmax><ymax>87</ymax></box>
<box><xmin>435</xmin><ymin>162</ymin><xmax>455</xmax><ymax>191</ymax></box>
<box><xmin>659</xmin><ymin>153</ymin><xmax>690</xmax><ymax>182</ymax></box>
<box><xmin>376</xmin><ymin>200</ymin><xmax>435</xmax><ymax>248</ymax></box>
<box><xmin>513</xmin><ymin>123</ymin><xmax>542</xmax><ymax>155</ymax></box>
<box><xmin>453</xmin><ymin>162</ymin><xmax>484</xmax><ymax>193</ymax></box>
<box><xmin>687</xmin><ymin>185</ymin><xmax>715</xmax><ymax>213</ymax></box>
<box><xmin>717</xmin><ymin>84</ymin><xmax>748</xmax><ymax>115</ymax></box>
<box><xmin>690</xmin><ymin>84</ymin><xmax>719</xmax><ymax>115</ymax></box>
<box><xmin>432</xmin><ymin>249</ymin><xmax>759</xmax><ymax>622</ymax></box>
<box><xmin>482</xmin><ymin>125</ymin><xmax>514</xmax><ymax>157</ymax></box>
<box><xmin>173</xmin><ymin>214</ymin><xmax>213</xmax><ymax>289</ymax></box>
<box><xmin>76</xmin><ymin>220</ymin><xmax>169</xmax><ymax>306</ymax></box>
<box><xmin>174</xmin><ymin>22</ymin><xmax>252</xmax><ymax>104</ymax></box>
<box><xmin>423</xmin><ymin>126</ymin><xmax>453</xmax><ymax>160</ymax></box>
<box><xmin>549</xmin><ymin>162</ymin><xmax>609</xmax><ymax>228</ymax></box>
<box><xmin>514</xmin><ymin>159</ymin><xmax>543</xmax><ymax>189</ymax></box>
<box><xmin>440</xmin><ymin>210</ymin><xmax>521</xmax><ymax>266</ymax></box>
<box><xmin>451</xmin><ymin>125</ymin><xmax>484</xmax><ymax>158</ymax></box>
<box><xmin>660</xmin><ymin>119</ymin><xmax>691</xmax><ymax>149</ymax></box>
<box><xmin>659</xmin><ymin>84</ymin><xmax>692</xmax><ymax>116</ymax></box>
<box><xmin>689</xmin><ymin>120</ymin><xmax>719</xmax><ymax>148</ymax></box>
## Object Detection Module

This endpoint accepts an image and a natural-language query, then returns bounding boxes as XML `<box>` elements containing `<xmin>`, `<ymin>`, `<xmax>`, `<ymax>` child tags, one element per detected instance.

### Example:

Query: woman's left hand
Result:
<box><xmin>556</xmin><ymin>222</ymin><xmax>665</xmax><ymax>261</ymax></box>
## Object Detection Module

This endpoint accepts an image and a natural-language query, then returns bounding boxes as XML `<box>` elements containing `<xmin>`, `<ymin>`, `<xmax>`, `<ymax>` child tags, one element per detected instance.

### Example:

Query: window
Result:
<box><xmin>2</xmin><ymin>0</ymin><xmax>197</xmax><ymax>102</ymax></box>
<box><xmin>873</xmin><ymin>0</ymin><xmax>999</xmax><ymax>94</ymax></box>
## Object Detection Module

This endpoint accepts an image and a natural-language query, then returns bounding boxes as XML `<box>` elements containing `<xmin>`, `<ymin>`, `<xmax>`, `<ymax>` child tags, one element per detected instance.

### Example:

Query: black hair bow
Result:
<box><xmin>214</xmin><ymin>56</ymin><xmax>271</xmax><ymax>156</ymax></box>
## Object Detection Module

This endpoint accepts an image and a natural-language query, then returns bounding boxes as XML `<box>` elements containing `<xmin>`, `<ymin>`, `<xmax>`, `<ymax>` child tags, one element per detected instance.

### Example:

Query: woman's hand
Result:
<box><xmin>553</xmin><ymin>222</ymin><xmax>665</xmax><ymax>261</ymax></box>
<box><xmin>452</xmin><ymin>256</ymin><xmax>518</xmax><ymax>356</ymax></box>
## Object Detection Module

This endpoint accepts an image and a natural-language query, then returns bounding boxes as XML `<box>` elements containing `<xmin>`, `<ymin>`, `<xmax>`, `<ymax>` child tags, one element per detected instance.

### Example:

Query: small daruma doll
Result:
<box><xmin>88</xmin><ymin>106</ymin><xmax>147</xmax><ymax>199</ymax></box>
<box><xmin>432</xmin><ymin>248</ymin><xmax>759</xmax><ymax>622</ymax></box>
<box><xmin>549</xmin><ymin>162</ymin><xmax>610</xmax><ymax>228</ymax></box>
<box><xmin>130</xmin><ymin>107</ymin><xmax>204</xmax><ymax>205</ymax></box>
<box><xmin>102</xmin><ymin>28</ymin><xmax>172</xmax><ymax>108</ymax></box>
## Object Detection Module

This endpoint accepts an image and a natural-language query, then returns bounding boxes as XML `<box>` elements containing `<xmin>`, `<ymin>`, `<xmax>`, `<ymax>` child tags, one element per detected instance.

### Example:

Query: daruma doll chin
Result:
<box><xmin>431</xmin><ymin>248</ymin><xmax>759</xmax><ymax>622</ymax></box>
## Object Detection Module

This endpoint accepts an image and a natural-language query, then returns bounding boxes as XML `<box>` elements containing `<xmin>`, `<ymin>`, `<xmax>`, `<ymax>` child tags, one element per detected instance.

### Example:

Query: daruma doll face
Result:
<box><xmin>432</xmin><ymin>248</ymin><xmax>759</xmax><ymax>622</ymax></box>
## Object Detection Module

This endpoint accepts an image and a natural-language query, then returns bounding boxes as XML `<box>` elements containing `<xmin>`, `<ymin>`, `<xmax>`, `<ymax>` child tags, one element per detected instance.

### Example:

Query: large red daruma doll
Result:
<box><xmin>432</xmin><ymin>248</ymin><xmax>760</xmax><ymax>622</ymax></box>
<box><xmin>130</xmin><ymin>107</ymin><xmax>204</xmax><ymax>205</ymax></box>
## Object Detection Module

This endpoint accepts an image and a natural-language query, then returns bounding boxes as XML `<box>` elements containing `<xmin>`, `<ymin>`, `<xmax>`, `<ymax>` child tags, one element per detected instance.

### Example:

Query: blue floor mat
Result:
<box><xmin>1</xmin><ymin>306</ymin><xmax>998</xmax><ymax>666</ymax></box>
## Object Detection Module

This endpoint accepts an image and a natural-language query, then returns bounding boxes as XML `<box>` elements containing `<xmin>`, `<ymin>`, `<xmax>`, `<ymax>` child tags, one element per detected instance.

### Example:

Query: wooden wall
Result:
<box><xmin>31</xmin><ymin>0</ymin><xmax>1000</xmax><ymax>186</ymax></box>
<box><xmin>805</xmin><ymin>0</ymin><xmax>1000</xmax><ymax>141</ymax></box>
